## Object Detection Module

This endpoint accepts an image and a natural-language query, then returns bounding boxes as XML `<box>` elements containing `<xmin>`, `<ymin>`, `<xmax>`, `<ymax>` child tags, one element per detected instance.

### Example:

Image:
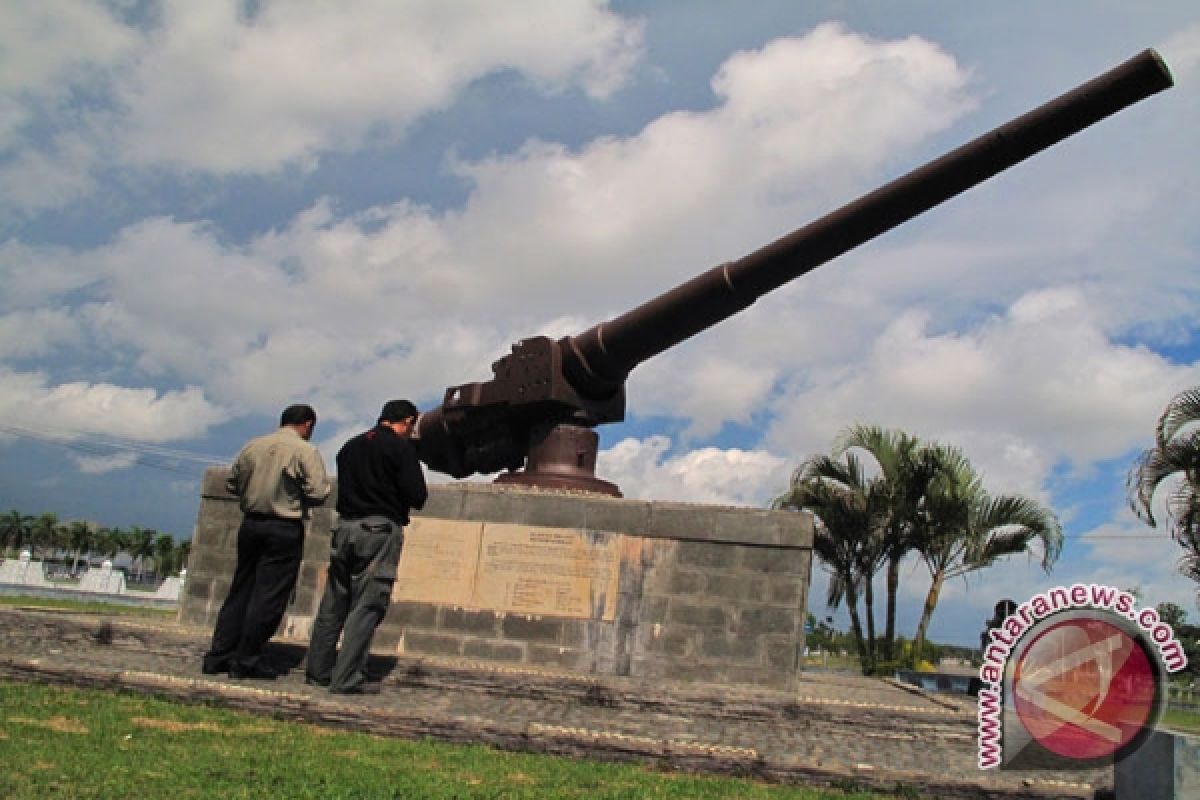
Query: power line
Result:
<box><xmin>0</xmin><ymin>423</ymin><xmax>228</xmax><ymax>463</ymax></box>
<box><xmin>1065</xmin><ymin>535</ymin><xmax>1178</xmax><ymax>541</ymax></box>
<box><xmin>0</xmin><ymin>422</ymin><xmax>228</xmax><ymax>477</ymax></box>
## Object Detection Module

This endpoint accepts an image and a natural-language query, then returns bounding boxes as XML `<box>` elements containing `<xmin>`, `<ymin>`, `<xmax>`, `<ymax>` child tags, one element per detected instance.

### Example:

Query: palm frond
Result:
<box><xmin>1175</xmin><ymin>527</ymin><xmax>1200</xmax><ymax>584</ymax></box>
<box><xmin>833</xmin><ymin>424</ymin><xmax>917</xmax><ymax>480</ymax></box>
<box><xmin>1128</xmin><ymin>430</ymin><xmax>1200</xmax><ymax>535</ymax></box>
<box><xmin>1158</xmin><ymin>387</ymin><xmax>1200</xmax><ymax>448</ymax></box>
<box><xmin>825</xmin><ymin>570</ymin><xmax>850</xmax><ymax>609</ymax></box>
<box><xmin>777</xmin><ymin>462</ymin><xmax>887</xmax><ymax>611</ymax></box>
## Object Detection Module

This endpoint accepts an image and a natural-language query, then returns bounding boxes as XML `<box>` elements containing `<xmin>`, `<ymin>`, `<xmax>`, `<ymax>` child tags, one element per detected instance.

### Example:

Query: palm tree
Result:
<box><xmin>1130</xmin><ymin>386</ymin><xmax>1200</xmax><ymax>593</ymax></box>
<box><xmin>910</xmin><ymin>444</ymin><xmax>1063</xmax><ymax>662</ymax></box>
<box><xmin>64</xmin><ymin>520</ymin><xmax>97</xmax><ymax>575</ymax></box>
<box><xmin>833</xmin><ymin>425</ymin><xmax>942</xmax><ymax>665</ymax></box>
<box><xmin>127</xmin><ymin>526</ymin><xmax>156</xmax><ymax>581</ymax></box>
<box><xmin>153</xmin><ymin>533</ymin><xmax>176</xmax><ymax>579</ymax></box>
<box><xmin>786</xmin><ymin>425</ymin><xmax>1064</xmax><ymax>670</ymax></box>
<box><xmin>775</xmin><ymin>451</ymin><xmax>888</xmax><ymax>674</ymax></box>
<box><xmin>0</xmin><ymin>509</ymin><xmax>33</xmax><ymax>556</ymax></box>
<box><xmin>94</xmin><ymin>526</ymin><xmax>127</xmax><ymax>564</ymax></box>
<box><xmin>29</xmin><ymin>513</ymin><xmax>61</xmax><ymax>561</ymax></box>
<box><xmin>175</xmin><ymin>539</ymin><xmax>192</xmax><ymax>573</ymax></box>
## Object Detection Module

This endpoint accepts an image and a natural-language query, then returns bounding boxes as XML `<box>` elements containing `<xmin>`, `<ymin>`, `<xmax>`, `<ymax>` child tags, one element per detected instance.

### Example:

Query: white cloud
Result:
<box><xmin>75</xmin><ymin>208</ymin><xmax>511</xmax><ymax>420</ymax></box>
<box><xmin>712</xmin><ymin>24</ymin><xmax>971</xmax><ymax>175</ymax></box>
<box><xmin>449</xmin><ymin>23</ymin><xmax>973</xmax><ymax>313</ymax></box>
<box><xmin>929</xmin><ymin>529</ymin><xmax>1199</xmax><ymax>643</ymax></box>
<box><xmin>598</xmin><ymin>435</ymin><xmax>789</xmax><ymax>507</ymax></box>
<box><xmin>0</xmin><ymin>23</ymin><xmax>981</xmax><ymax>433</ymax></box>
<box><xmin>0</xmin><ymin>0</ymin><xmax>645</xmax><ymax>215</ymax></box>
<box><xmin>4</xmin><ymin>21</ymin><xmax>1185</xmax><ymax>499</ymax></box>
<box><xmin>1</xmin><ymin>20</ymin><xmax>1191</xmax><ymax>505</ymax></box>
<box><xmin>72</xmin><ymin>451</ymin><xmax>139</xmax><ymax>474</ymax></box>
<box><xmin>0</xmin><ymin>308</ymin><xmax>83</xmax><ymax>359</ymax></box>
<box><xmin>765</xmin><ymin>287</ymin><xmax>1200</xmax><ymax>498</ymax></box>
<box><xmin>631</xmin><ymin>357</ymin><xmax>778</xmax><ymax>440</ymax></box>
<box><xmin>114</xmin><ymin>0</ymin><xmax>644</xmax><ymax>173</ymax></box>
<box><xmin>0</xmin><ymin>1</ymin><xmax>138</xmax><ymax>217</ymax></box>
<box><xmin>1159</xmin><ymin>23</ymin><xmax>1200</xmax><ymax>78</ymax></box>
<box><xmin>0</xmin><ymin>368</ymin><xmax>225</xmax><ymax>442</ymax></box>
<box><xmin>1073</xmin><ymin>503</ymin><xmax>1198</xmax><ymax>610</ymax></box>
<box><xmin>0</xmin><ymin>239</ymin><xmax>105</xmax><ymax>310</ymax></box>
<box><xmin>0</xmin><ymin>138</ymin><xmax>101</xmax><ymax>218</ymax></box>
<box><xmin>77</xmin><ymin>217</ymin><xmax>297</xmax><ymax>380</ymax></box>
<box><xmin>0</xmin><ymin>1</ymin><xmax>137</xmax><ymax>146</ymax></box>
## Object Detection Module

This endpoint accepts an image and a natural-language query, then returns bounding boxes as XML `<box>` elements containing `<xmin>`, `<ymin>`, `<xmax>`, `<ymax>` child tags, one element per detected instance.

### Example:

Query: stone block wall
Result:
<box><xmin>633</xmin><ymin>529</ymin><xmax>813</xmax><ymax>686</ymax></box>
<box><xmin>182</xmin><ymin>467</ymin><xmax>813</xmax><ymax>690</ymax></box>
<box><xmin>183</xmin><ymin>472</ymin><xmax>334</xmax><ymax>641</ymax></box>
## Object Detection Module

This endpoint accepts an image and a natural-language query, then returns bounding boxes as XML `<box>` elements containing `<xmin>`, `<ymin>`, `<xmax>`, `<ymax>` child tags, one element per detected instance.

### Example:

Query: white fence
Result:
<box><xmin>0</xmin><ymin>551</ymin><xmax>184</xmax><ymax>605</ymax></box>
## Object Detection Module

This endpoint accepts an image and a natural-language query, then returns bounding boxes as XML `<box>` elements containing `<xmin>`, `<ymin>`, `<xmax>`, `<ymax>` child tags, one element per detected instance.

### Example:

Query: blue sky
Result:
<box><xmin>1</xmin><ymin>2</ymin><xmax>1198</xmax><ymax>647</ymax></box>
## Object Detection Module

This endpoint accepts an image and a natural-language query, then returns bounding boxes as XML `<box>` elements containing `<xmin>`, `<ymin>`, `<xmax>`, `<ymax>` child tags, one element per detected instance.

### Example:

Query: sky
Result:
<box><xmin>1</xmin><ymin>1</ymin><xmax>1199</xmax><ymax>648</ymax></box>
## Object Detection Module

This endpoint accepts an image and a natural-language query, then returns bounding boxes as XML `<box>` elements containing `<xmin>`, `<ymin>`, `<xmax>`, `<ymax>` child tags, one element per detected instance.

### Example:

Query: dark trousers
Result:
<box><xmin>203</xmin><ymin>515</ymin><xmax>304</xmax><ymax>673</ymax></box>
<box><xmin>306</xmin><ymin>516</ymin><xmax>402</xmax><ymax>692</ymax></box>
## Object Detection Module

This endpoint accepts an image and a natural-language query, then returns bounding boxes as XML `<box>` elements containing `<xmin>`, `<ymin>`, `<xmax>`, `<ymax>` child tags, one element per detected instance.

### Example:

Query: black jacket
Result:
<box><xmin>335</xmin><ymin>424</ymin><xmax>428</xmax><ymax>525</ymax></box>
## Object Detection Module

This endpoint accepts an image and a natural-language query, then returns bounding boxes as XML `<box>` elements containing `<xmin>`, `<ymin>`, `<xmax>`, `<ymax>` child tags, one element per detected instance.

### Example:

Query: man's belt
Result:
<box><xmin>244</xmin><ymin>511</ymin><xmax>301</xmax><ymax>523</ymax></box>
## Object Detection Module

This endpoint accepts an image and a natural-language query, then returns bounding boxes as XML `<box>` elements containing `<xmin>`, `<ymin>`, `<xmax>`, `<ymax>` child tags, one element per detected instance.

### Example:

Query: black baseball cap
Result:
<box><xmin>379</xmin><ymin>399</ymin><xmax>419</xmax><ymax>423</ymax></box>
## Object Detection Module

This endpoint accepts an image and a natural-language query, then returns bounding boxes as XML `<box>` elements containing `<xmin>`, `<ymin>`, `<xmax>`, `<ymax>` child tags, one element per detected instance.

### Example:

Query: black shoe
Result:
<box><xmin>201</xmin><ymin>661</ymin><xmax>230</xmax><ymax>675</ymax></box>
<box><xmin>229</xmin><ymin>663</ymin><xmax>279</xmax><ymax>681</ymax></box>
<box><xmin>304</xmin><ymin>676</ymin><xmax>330</xmax><ymax>687</ymax></box>
<box><xmin>330</xmin><ymin>681</ymin><xmax>382</xmax><ymax>695</ymax></box>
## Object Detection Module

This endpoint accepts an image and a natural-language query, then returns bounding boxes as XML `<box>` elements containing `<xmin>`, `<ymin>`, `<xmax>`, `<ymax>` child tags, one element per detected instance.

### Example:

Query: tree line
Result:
<box><xmin>1151</xmin><ymin>602</ymin><xmax>1200</xmax><ymax>680</ymax></box>
<box><xmin>0</xmin><ymin>510</ymin><xmax>190</xmax><ymax>583</ymax></box>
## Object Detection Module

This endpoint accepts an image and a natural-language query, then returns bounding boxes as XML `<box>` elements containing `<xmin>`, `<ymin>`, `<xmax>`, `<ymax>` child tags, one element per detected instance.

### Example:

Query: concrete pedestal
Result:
<box><xmin>182</xmin><ymin>468</ymin><xmax>814</xmax><ymax>690</ymax></box>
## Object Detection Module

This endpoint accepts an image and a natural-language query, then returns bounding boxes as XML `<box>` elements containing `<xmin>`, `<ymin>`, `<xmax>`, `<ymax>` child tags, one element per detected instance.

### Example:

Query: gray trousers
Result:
<box><xmin>305</xmin><ymin>515</ymin><xmax>403</xmax><ymax>692</ymax></box>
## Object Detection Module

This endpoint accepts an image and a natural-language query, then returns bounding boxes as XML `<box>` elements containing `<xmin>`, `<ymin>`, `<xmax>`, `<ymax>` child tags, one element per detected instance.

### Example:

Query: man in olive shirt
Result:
<box><xmin>306</xmin><ymin>399</ymin><xmax>427</xmax><ymax>694</ymax></box>
<box><xmin>202</xmin><ymin>404</ymin><xmax>331</xmax><ymax>680</ymax></box>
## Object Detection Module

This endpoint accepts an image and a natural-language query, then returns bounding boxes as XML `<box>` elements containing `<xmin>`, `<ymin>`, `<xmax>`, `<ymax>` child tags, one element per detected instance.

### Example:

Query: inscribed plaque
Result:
<box><xmin>473</xmin><ymin>523</ymin><xmax>620</xmax><ymax>621</ymax></box>
<box><xmin>392</xmin><ymin>518</ymin><xmax>483</xmax><ymax>606</ymax></box>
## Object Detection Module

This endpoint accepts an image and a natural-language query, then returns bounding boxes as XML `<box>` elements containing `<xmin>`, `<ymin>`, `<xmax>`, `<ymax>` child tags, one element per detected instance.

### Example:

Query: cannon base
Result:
<box><xmin>494</xmin><ymin>423</ymin><xmax>622</xmax><ymax>497</ymax></box>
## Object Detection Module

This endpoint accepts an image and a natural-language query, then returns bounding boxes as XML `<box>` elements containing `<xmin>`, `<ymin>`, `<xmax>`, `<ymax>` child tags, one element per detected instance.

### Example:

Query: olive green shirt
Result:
<box><xmin>225</xmin><ymin>427</ymin><xmax>331</xmax><ymax>520</ymax></box>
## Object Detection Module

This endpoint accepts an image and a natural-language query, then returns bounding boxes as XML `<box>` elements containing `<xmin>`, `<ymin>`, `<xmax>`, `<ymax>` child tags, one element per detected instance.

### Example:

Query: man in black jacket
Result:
<box><xmin>305</xmin><ymin>399</ymin><xmax>428</xmax><ymax>694</ymax></box>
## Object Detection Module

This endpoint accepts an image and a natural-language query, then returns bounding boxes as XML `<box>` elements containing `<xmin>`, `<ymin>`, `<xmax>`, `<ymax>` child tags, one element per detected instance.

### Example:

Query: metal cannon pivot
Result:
<box><xmin>415</xmin><ymin>49</ymin><xmax>1174</xmax><ymax>496</ymax></box>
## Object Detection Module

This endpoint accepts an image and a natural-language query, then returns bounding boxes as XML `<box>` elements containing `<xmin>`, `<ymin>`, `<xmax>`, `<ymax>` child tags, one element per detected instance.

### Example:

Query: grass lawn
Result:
<box><xmin>0</xmin><ymin>680</ymin><xmax>899</xmax><ymax>800</ymax></box>
<box><xmin>0</xmin><ymin>595</ymin><xmax>175</xmax><ymax>617</ymax></box>
<box><xmin>1161</xmin><ymin>706</ymin><xmax>1200</xmax><ymax>736</ymax></box>
<box><xmin>798</xmin><ymin>654</ymin><xmax>861</xmax><ymax>672</ymax></box>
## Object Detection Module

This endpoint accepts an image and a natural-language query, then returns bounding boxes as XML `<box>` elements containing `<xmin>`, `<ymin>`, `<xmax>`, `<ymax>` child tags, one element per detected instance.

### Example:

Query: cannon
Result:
<box><xmin>415</xmin><ymin>49</ymin><xmax>1173</xmax><ymax>496</ymax></box>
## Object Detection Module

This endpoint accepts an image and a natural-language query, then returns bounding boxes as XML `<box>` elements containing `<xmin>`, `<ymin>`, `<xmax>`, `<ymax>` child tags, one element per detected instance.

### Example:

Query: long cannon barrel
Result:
<box><xmin>560</xmin><ymin>48</ymin><xmax>1173</xmax><ymax>399</ymax></box>
<box><xmin>418</xmin><ymin>49</ymin><xmax>1173</xmax><ymax>483</ymax></box>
